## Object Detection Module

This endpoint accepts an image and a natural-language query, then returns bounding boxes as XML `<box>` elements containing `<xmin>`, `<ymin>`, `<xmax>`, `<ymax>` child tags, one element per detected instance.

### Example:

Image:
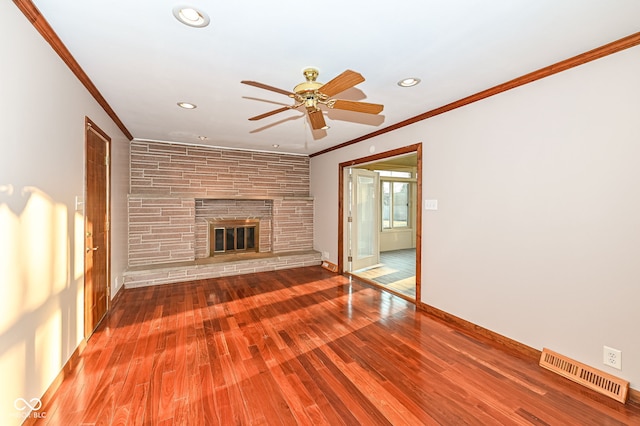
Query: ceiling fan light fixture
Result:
<box><xmin>293</xmin><ymin>68</ymin><xmax>323</xmax><ymax>94</ymax></box>
<box><xmin>177</xmin><ymin>102</ymin><xmax>197</xmax><ymax>109</ymax></box>
<box><xmin>173</xmin><ymin>6</ymin><xmax>210</xmax><ymax>28</ymax></box>
<box><xmin>398</xmin><ymin>77</ymin><xmax>421</xmax><ymax>87</ymax></box>
<box><xmin>242</xmin><ymin>68</ymin><xmax>383</xmax><ymax>133</ymax></box>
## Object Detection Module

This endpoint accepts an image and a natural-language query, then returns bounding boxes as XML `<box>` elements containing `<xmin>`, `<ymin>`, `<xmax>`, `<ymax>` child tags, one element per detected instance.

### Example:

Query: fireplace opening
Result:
<box><xmin>209</xmin><ymin>219</ymin><xmax>259</xmax><ymax>256</ymax></box>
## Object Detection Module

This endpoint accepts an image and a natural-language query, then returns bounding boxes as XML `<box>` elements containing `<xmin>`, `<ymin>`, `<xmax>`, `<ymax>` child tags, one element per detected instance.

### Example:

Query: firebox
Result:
<box><xmin>209</xmin><ymin>219</ymin><xmax>260</xmax><ymax>256</ymax></box>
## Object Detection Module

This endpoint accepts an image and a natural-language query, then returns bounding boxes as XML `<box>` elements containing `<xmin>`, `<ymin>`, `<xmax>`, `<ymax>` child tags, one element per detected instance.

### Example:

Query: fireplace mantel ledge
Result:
<box><xmin>128</xmin><ymin>193</ymin><xmax>313</xmax><ymax>201</ymax></box>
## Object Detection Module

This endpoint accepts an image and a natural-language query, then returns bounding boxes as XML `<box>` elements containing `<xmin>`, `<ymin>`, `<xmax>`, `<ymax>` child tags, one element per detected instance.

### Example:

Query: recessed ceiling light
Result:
<box><xmin>172</xmin><ymin>6</ymin><xmax>210</xmax><ymax>28</ymax></box>
<box><xmin>272</xmin><ymin>144</ymin><xmax>280</xmax><ymax>148</ymax></box>
<box><xmin>398</xmin><ymin>77</ymin><xmax>421</xmax><ymax>87</ymax></box>
<box><xmin>177</xmin><ymin>102</ymin><xmax>197</xmax><ymax>109</ymax></box>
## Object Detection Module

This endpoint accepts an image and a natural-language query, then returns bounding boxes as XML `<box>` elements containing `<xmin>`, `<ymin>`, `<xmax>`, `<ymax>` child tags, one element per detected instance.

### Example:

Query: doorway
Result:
<box><xmin>339</xmin><ymin>144</ymin><xmax>422</xmax><ymax>302</ymax></box>
<box><xmin>84</xmin><ymin>118</ymin><xmax>111</xmax><ymax>337</ymax></box>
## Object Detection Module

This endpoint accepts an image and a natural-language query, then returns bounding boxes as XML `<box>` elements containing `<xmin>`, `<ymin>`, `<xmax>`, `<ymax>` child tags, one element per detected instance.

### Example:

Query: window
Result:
<box><xmin>378</xmin><ymin>170</ymin><xmax>412</xmax><ymax>178</ymax></box>
<box><xmin>381</xmin><ymin>181</ymin><xmax>410</xmax><ymax>229</ymax></box>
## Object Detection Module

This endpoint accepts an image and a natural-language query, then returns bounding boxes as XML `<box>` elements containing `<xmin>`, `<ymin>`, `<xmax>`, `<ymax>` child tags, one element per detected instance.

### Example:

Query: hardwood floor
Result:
<box><xmin>36</xmin><ymin>266</ymin><xmax>640</xmax><ymax>425</ymax></box>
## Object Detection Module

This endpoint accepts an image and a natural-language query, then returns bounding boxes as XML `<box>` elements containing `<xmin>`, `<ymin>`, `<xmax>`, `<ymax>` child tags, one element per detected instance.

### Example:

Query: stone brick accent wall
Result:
<box><xmin>128</xmin><ymin>141</ymin><xmax>315</xmax><ymax>268</ymax></box>
<box><xmin>128</xmin><ymin>197</ymin><xmax>195</xmax><ymax>266</ymax></box>
<box><xmin>272</xmin><ymin>199</ymin><xmax>314</xmax><ymax>253</ymax></box>
<box><xmin>130</xmin><ymin>141</ymin><xmax>309</xmax><ymax>197</ymax></box>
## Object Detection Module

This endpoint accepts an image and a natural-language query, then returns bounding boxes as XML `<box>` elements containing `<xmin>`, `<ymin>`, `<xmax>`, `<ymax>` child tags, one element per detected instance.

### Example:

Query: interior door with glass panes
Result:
<box><xmin>346</xmin><ymin>168</ymin><xmax>380</xmax><ymax>271</ymax></box>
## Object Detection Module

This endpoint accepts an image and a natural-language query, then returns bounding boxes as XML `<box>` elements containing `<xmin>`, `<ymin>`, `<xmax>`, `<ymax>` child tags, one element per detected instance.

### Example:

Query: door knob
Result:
<box><xmin>86</xmin><ymin>247</ymin><xmax>99</xmax><ymax>252</ymax></box>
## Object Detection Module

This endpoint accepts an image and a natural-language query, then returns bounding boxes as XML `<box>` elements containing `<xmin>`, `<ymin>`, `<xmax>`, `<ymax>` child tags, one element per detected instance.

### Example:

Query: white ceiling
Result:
<box><xmin>31</xmin><ymin>0</ymin><xmax>640</xmax><ymax>155</ymax></box>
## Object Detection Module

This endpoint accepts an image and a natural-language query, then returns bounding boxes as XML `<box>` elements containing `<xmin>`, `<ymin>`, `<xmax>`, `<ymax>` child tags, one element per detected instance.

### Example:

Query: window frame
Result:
<box><xmin>378</xmin><ymin>172</ymin><xmax>415</xmax><ymax>231</ymax></box>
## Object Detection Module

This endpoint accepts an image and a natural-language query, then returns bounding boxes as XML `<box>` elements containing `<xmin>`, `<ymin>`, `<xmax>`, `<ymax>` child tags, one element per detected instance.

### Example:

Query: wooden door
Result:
<box><xmin>84</xmin><ymin>118</ymin><xmax>110</xmax><ymax>337</ymax></box>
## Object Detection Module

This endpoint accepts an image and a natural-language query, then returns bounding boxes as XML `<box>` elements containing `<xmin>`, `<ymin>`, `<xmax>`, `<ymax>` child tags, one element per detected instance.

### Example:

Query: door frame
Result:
<box><xmin>338</xmin><ymin>143</ymin><xmax>422</xmax><ymax>302</ymax></box>
<box><xmin>84</xmin><ymin>117</ymin><xmax>111</xmax><ymax>337</ymax></box>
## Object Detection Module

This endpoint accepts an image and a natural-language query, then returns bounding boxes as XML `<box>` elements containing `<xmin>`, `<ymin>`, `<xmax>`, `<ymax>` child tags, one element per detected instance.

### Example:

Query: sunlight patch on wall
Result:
<box><xmin>22</xmin><ymin>188</ymin><xmax>55</xmax><ymax>310</ymax></box>
<box><xmin>0</xmin><ymin>189</ymin><xmax>72</xmax><ymax>331</ymax></box>
<box><xmin>52</xmin><ymin>203</ymin><xmax>68</xmax><ymax>294</ymax></box>
<box><xmin>0</xmin><ymin>185</ymin><xmax>77</xmax><ymax>417</ymax></box>
<box><xmin>35</xmin><ymin>309</ymin><xmax>62</xmax><ymax>393</ymax></box>
<box><xmin>76</xmin><ymin>278</ymin><xmax>84</xmax><ymax>341</ymax></box>
<box><xmin>0</xmin><ymin>204</ymin><xmax>21</xmax><ymax>334</ymax></box>
<box><xmin>74</xmin><ymin>212</ymin><xmax>84</xmax><ymax>281</ymax></box>
<box><xmin>75</xmin><ymin>211</ymin><xmax>85</xmax><ymax>339</ymax></box>
<box><xmin>0</xmin><ymin>341</ymin><xmax>26</xmax><ymax>425</ymax></box>
<box><xmin>16</xmin><ymin>188</ymin><xmax>70</xmax><ymax>310</ymax></box>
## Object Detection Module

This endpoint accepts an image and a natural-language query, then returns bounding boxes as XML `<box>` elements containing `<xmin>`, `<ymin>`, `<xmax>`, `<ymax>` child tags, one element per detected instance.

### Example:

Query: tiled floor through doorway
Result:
<box><xmin>353</xmin><ymin>248</ymin><xmax>416</xmax><ymax>299</ymax></box>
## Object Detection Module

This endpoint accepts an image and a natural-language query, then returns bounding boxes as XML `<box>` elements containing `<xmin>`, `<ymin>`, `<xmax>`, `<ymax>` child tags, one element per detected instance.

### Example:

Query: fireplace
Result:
<box><xmin>209</xmin><ymin>219</ymin><xmax>260</xmax><ymax>256</ymax></box>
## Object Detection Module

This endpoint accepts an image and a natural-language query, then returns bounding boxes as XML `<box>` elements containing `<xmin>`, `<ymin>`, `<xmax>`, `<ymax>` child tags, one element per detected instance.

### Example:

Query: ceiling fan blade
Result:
<box><xmin>241</xmin><ymin>80</ymin><xmax>295</xmax><ymax>97</ymax></box>
<box><xmin>318</xmin><ymin>70</ymin><xmax>365</xmax><ymax>97</ymax></box>
<box><xmin>331</xmin><ymin>100</ymin><xmax>384</xmax><ymax>114</ymax></box>
<box><xmin>248</xmin><ymin>106</ymin><xmax>291</xmax><ymax>121</ymax></box>
<box><xmin>308</xmin><ymin>109</ymin><xmax>327</xmax><ymax>130</ymax></box>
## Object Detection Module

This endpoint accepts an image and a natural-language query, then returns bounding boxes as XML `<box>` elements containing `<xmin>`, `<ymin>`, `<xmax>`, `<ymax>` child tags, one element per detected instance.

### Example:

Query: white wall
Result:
<box><xmin>0</xmin><ymin>3</ymin><xmax>129</xmax><ymax>424</ymax></box>
<box><xmin>311</xmin><ymin>45</ymin><xmax>640</xmax><ymax>390</ymax></box>
<box><xmin>380</xmin><ymin>229</ymin><xmax>414</xmax><ymax>252</ymax></box>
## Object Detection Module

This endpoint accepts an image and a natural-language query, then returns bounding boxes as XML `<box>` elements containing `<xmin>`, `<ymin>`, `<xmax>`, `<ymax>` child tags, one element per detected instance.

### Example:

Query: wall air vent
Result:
<box><xmin>539</xmin><ymin>348</ymin><xmax>629</xmax><ymax>403</ymax></box>
<box><xmin>321</xmin><ymin>261</ymin><xmax>338</xmax><ymax>273</ymax></box>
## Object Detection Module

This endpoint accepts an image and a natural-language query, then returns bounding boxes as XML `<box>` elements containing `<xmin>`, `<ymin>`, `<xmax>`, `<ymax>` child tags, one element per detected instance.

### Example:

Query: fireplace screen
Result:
<box><xmin>210</xmin><ymin>219</ymin><xmax>259</xmax><ymax>255</ymax></box>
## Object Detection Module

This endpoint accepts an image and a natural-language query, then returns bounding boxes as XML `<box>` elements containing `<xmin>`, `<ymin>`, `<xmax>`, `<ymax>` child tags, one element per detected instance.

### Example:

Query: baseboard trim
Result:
<box><xmin>110</xmin><ymin>284</ymin><xmax>125</xmax><ymax>309</ymax></box>
<box><xmin>418</xmin><ymin>302</ymin><xmax>640</xmax><ymax>404</ymax></box>
<box><xmin>21</xmin><ymin>338</ymin><xmax>87</xmax><ymax>426</ymax></box>
<box><xmin>418</xmin><ymin>302</ymin><xmax>540</xmax><ymax>361</ymax></box>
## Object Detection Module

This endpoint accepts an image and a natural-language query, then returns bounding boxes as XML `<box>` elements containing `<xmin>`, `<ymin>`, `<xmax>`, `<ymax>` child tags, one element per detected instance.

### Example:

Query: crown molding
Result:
<box><xmin>13</xmin><ymin>0</ymin><xmax>133</xmax><ymax>140</ymax></box>
<box><xmin>311</xmin><ymin>32</ymin><xmax>640</xmax><ymax>158</ymax></box>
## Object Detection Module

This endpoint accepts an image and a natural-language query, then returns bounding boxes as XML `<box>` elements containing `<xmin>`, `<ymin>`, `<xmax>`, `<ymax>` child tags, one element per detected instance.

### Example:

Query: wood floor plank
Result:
<box><xmin>33</xmin><ymin>266</ymin><xmax>640</xmax><ymax>425</ymax></box>
<box><xmin>197</xmin><ymin>364</ymin><xmax>219</xmax><ymax>426</ymax></box>
<box><xmin>110</xmin><ymin>403</ymin><xmax>130</xmax><ymax>426</ymax></box>
<box><xmin>158</xmin><ymin>370</ymin><xmax>175</xmax><ymax>422</ymax></box>
<box><xmin>265</xmin><ymin>359</ymin><xmax>313</xmax><ymax>424</ymax></box>
<box><xmin>320</xmin><ymin>339</ymin><xmax>437</xmax><ymax>425</ymax></box>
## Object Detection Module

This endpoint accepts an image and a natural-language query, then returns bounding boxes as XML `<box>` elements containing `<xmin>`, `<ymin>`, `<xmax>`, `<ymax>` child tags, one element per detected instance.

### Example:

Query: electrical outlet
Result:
<box><xmin>603</xmin><ymin>346</ymin><xmax>622</xmax><ymax>370</ymax></box>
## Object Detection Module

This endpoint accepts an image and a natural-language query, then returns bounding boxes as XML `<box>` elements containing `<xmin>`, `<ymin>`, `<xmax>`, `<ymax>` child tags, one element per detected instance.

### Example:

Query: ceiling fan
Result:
<box><xmin>241</xmin><ymin>68</ymin><xmax>384</xmax><ymax>130</ymax></box>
